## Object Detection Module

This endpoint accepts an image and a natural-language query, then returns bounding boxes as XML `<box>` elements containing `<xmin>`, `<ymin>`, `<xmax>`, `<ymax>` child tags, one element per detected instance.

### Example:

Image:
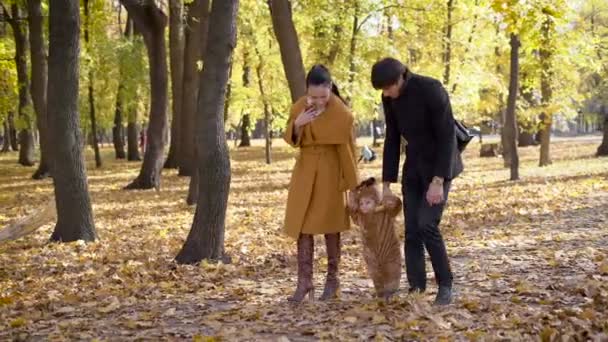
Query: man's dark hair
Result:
<box><xmin>371</xmin><ymin>58</ymin><xmax>407</xmax><ymax>89</ymax></box>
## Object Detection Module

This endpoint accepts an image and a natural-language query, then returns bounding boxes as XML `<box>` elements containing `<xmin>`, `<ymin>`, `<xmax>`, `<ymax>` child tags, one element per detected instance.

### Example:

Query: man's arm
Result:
<box><xmin>382</xmin><ymin>96</ymin><xmax>401</xmax><ymax>186</ymax></box>
<box><xmin>427</xmin><ymin>81</ymin><xmax>455</xmax><ymax>180</ymax></box>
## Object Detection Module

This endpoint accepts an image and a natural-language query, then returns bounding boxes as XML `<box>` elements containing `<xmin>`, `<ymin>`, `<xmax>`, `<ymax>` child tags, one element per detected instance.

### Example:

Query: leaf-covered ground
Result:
<box><xmin>1</xmin><ymin>137</ymin><xmax>607</xmax><ymax>341</ymax></box>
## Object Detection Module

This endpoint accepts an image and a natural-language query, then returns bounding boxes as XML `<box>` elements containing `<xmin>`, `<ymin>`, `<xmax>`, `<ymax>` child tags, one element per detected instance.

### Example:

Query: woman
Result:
<box><xmin>283</xmin><ymin>65</ymin><xmax>359</xmax><ymax>302</ymax></box>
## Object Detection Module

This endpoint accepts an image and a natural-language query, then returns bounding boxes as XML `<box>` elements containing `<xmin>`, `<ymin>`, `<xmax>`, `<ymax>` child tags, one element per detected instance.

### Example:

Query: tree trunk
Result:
<box><xmin>518</xmin><ymin>129</ymin><xmax>536</xmax><ymax>147</ymax></box>
<box><xmin>47</xmin><ymin>0</ymin><xmax>96</xmax><ymax>242</ymax></box>
<box><xmin>443</xmin><ymin>0</ymin><xmax>454</xmax><ymax>87</ymax></box>
<box><xmin>372</xmin><ymin>119</ymin><xmax>380</xmax><ymax>147</ymax></box>
<box><xmin>27</xmin><ymin>0</ymin><xmax>50</xmax><ymax>179</ymax></box>
<box><xmin>223</xmin><ymin>60</ymin><xmax>233</xmax><ymax>124</ymax></box>
<box><xmin>179</xmin><ymin>0</ymin><xmax>210</xmax><ymax>177</ymax></box>
<box><xmin>597</xmin><ymin>114</ymin><xmax>608</xmax><ymax>156</ymax></box>
<box><xmin>239</xmin><ymin>114</ymin><xmax>251</xmax><ymax>147</ymax></box>
<box><xmin>505</xmin><ymin>33</ymin><xmax>520</xmax><ymax>181</ymax></box>
<box><xmin>113</xmin><ymin>16</ymin><xmax>133</xmax><ymax>160</ymax></box>
<box><xmin>186</xmin><ymin>169</ymin><xmax>198</xmax><ymax>205</ymax></box>
<box><xmin>9</xmin><ymin>4</ymin><xmax>36</xmax><ymax>166</ymax></box>
<box><xmin>121</xmin><ymin>0</ymin><xmax>169</xmax><ymax>190</ymax></box>
<box><xmin>267</xmin><ymin>0</ymin><xmax>306</xmax><ymax>102</ymax></box>
<box><xmin>84</xmin><ymin>0</ymin><xmax>102</xmax><ymax>168</ymax></box>
<box><xmin>538</xmin><ymin>15</ymin><xmax>554</xmax><ymax>167</ymax></box>
<box><xmin>494</xmin><ymin>26</ymin><xmax>510</xmax><ymax>168</ymax></box>
<box><xmin>451</xmin><ymin>0</ymin><xmax>479</xmax><ymax>94</ymax></box>
<box><xmin>127</xmin><ymin>122</ymin><xmax>141</xmax><ymax>161</ymax></box>
<box><xmin>164</xmin><ymin>0</ymin><xmax>185</xmax><ymax>169</ymax></box>
<box><xmin>113</xmin><ymin>87</ymin><xmax>126</xmax><ymax>159</ymax></box>
<box><xmin>9</xmin><ymin>112</ymin><xmax>18</xmax><ymax>151</ymax></box>
<box><xmin>345</xmin><ymin>1</ymin><xmax>360</xmax><ymax>105</ymax></box>
<box><xmin>175</xmin><ymin>0</ymin><xmax>238</xmax><ymax>264</ymax></box>
<box><xmin>255</xmin><ymin>48</ymin><xmax>272</xmax><ymax>164</ymax></box>
<box><xmin>238</xmin><ymin>52</ymin><xmax>251</xmax><ymax>147</ymax></box>
<box><xmin>2</xmin><ymin>119</ymin><xmax>11</xmax><ymax>152</ymax></box>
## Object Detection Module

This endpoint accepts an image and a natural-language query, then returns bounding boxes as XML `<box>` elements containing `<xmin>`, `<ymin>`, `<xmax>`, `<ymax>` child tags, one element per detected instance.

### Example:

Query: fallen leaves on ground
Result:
<box><xmin>1</xmin><ymin>137</ymin><xmax>607</xmax><ymax>341</ymax></box>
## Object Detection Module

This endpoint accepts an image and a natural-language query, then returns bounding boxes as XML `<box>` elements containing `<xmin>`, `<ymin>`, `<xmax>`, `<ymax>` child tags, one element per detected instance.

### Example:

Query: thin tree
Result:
<box><xmin>267</xmin><ymin>0</ymin><xmax>306</xmax><ymax>102</ymax></box>
<box><xmin>164</xmin><ymin>0</ymin><xmax>185</xmax><ymax>169</ymax></box>
<box><xmin>120</xmin><ymin>0</ymin><xmax>169</xmax><ymax>190</ymax></box>
<box><xmin>238</xmin><ymin>49</ymin><xmax>251</xmax><ymax>147</ymax></box>
<box><xmin>47</xmin><ymin>0</ymin><xmax>96</xmax><ymax>242</ymax></box>
<box><xmin>179</xmin><ymin>0</ymin><xmax>210</xmax><ymax>177</ymax></box>
<box><xmin>597</xmin><ymin>108</ymin><xmax>608</xmax><ymax>156</ymax></box>
<box><xmin>84</xmin><ymin>0</ymin><xmax>102</xmax><ymax>168</ymax></box>
<box><xmin>176</xmin><ymin>0</ymin><xmax>238</xmax><ymax>264</ymax></box>
<box><xmin>27</xmin><ymin>0</ymin><xmax>50</xmax><ymax>179</ymax></box>
<box><xmin>504</xmin><ymin>33</ymin><xmax>520</xmax><ymax>180</ymax></box>
<box><xmin>3</xmin><ymin>3</ymin><xmax>35</xmax><ymax>166</ymax></box>
<box><xmin>538</xmin><ymin>13</ymin><xmax>556</xmax><ymax>166</ymax></box>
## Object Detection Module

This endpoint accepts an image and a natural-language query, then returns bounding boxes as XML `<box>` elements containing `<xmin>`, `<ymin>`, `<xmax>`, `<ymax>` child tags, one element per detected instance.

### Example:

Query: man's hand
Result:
<box><xmin>426</xmin><ymin>180</ymin><xmax>444</xmax><ymax>206</ymax></box>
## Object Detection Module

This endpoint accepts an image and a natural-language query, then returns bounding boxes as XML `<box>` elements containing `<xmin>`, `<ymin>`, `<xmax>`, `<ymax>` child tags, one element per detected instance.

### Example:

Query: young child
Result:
<box><xmin>348</xmin><ymin>177</ymin><xmax>403</xmax><ymax>300</ymax></box>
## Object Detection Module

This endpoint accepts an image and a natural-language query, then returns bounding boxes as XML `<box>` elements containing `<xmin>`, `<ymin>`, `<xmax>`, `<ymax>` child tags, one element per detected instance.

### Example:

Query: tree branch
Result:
<box><xmin>356</xmin><ymin>4</ymin><xmax>427</xmax><ymax>34</ymax></box>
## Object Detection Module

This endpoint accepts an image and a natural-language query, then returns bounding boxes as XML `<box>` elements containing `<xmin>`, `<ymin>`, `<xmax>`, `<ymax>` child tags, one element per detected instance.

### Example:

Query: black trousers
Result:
<box><xmin>402</xmin><ymin>177</ymin><xmax>453</xmax><ymax>290</ymax></box>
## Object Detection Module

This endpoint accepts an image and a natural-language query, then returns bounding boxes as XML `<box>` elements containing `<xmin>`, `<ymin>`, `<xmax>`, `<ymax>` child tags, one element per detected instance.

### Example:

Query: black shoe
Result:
<box><xmin>434</xmin><ymin>286</ymin><xmax>453</xmax><ymax>305</ymax></box>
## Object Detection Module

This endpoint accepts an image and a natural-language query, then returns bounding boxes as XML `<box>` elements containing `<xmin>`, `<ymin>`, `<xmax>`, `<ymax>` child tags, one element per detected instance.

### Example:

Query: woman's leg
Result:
<box><xmin>288</xmin><ymin>234</ymin><xmax>315</xmax><ymax>302</ymax></box>
<box><xmin>320</xmin><ymin>233</ymin><xmax>340</xmax><ymax>300</ymax></box>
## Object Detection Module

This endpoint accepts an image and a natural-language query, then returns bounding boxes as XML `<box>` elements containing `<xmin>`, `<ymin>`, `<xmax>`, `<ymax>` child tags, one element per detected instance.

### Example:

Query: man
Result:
<box><xmin>371</xmin><ymin>57</ymin><xmax>463</xmax><ymax>305</ymax></box>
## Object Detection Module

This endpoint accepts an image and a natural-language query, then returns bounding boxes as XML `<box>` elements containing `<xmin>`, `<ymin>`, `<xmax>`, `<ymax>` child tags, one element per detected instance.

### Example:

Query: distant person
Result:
<box><xmin>358</xmin><ymin>145</ymin><xmax>377</xmax><ymax>163</ymax></box>
<box><xmin>371</xmin><ymin>57</ymin><xmax>463</xmax><ymax>305</ymax></box>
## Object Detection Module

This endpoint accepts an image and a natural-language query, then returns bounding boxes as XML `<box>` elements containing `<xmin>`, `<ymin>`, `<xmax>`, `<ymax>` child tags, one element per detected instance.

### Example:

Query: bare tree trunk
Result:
<box><xmin>28</xmin><ymin>0</ymin><xmax>51</xmax><ymax>179</ymax></box>
<box><xmin>238</xmin><ymin>51</ymin><xmax>251</xmax><ymax>147</ymax></box>
<box><xmin>451</xmin><ymin>0</ymin><xmax>479</xmax><ymax>94</ymax></box>
<box><xmin>255</xmin><ymin>47</ymin><xmax>272</xmax><ymax>164</ymax></box>
<box><xmin>2</xmin><ymin>119</ymin><xmax>11</xmax><ymax>152</ymax></box>
<box><xmin>505</xmin><ymin>33</ymin><xmax>520</xmax><ymax>181</ymax></box>
<box><xmin>267</xmin><ymin>0</ymin><xmax>306</xmax><ymax>102</ymax></box>
<box><xmin>443</xmin><ymin>0</ymin><xmax>454</xmax><ymax>86</ymax></box>
<box><xmin>223</xmin><ymin>60</ymin><xmax>233</xmax><ymax>124</ymax></box>
<box><xmin>346</xmin><ymin>0</ymin><xmax>360</xmax><ymax>105</ymax></box>
<box><xmin>597</xmin><ymin>112</ymin><xmax>608</xmax><ymax>156</ymax></box>
<box><xmin>48</xmin><ymin>0</ymin><xmax>96</xmax><ymax>242</ymax></box>
<box><xmin>327</xmin><ymin>23</ymin><xmax>344</xmax><ymax>66</ymax></box>
<box><xmin>538</xmin><ymin>15</ymin><xmax>554</xmax><ymax>167</ymax></box>
<box><xmin>127</xmin><ymin>122</ymin><xmax>141</xmax><ymax>161</ymax></box>
<box><xmin>114</xmin><ymin>16</ymin><xmax>133</xmax><ymax>160</ymax></box>
<box><xmin>179</xmin><ymin>0</ymin><xmax>210</xmax><ymax>177</ymax></box>
<box><xmin>164</xmin><ymin>0</ymin><xmax>185</xmax><ymax>169</ymax></box>
<box><xmin>9</xmin><ymin>4</ymin><xmax>36</xmax><ymax>166</ymax></box>
<box><xmin>518</xmin><ymin>129</ymin><xmax>536</xmax><ymax>147</ymax></box>
<box><xmin>9</xmin><ymin>112</ymin><xmax>18</xmax><ymax>151</ymax></box>
<box><xmin>176</xmin><ymin>0</ymin><xmax>238</xmax><ymax>264</ymax></box>
<box><xmin>121</xmin><ymin>0</ymin><xmax>169</xmax><ymax>190</ymax></box>
<box><xmin>186</xmin><ymin>169</ymin><xmax>198</xmax><ymax>205</ymax></box>
<box><xmin>494</xmin><ymin>25</ymin><xmax>510</xmax><ymax>168</ymax></box>
<box><xmin>113</xmin><ymin>87</ymin><xmax>126</xmax><ymax>159</ymax></box>
<box><xmin>372</xmin><ymin>119</ymin><xmax>380</xmax><ymax>147</ymax></box>
<box><xmin>84</xmin><ymin>0</ymin><xmax>102</xmax><ymax>168</ymax></box>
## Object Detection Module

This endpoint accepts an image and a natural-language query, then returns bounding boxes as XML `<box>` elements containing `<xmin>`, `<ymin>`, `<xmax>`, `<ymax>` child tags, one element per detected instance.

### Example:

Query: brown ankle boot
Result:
<box><xmin>320</xmin><ymin>233</ymin><xmax>340</xmax><ymax>301</ymax></box>
<box><xmin>287</xmin><ymin>234</ymin><xmax>314</xmax><ymax>303</ymax></box>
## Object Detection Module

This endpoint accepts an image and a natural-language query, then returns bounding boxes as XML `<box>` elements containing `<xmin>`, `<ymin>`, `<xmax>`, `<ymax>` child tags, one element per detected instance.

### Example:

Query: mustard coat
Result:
<box><xmin>283</xmin><ymin>94</ymin><xmax>359</xmax><ymax>239</ymax></box>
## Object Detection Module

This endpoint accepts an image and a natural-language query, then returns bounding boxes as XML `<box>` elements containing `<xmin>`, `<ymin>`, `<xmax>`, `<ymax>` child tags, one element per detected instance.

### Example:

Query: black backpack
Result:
<box><xmin>455</xmin><ymin>120</ymin><xmax>474</xmax><ymax>152</ymax></box>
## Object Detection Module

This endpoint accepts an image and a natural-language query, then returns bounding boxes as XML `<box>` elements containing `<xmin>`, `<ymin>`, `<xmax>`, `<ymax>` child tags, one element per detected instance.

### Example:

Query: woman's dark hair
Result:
<box><xmin>371</xmin><ymin>57</ymin><xmax>407</xmax><ymax>89</ymax></box>
<box><xmin>306</xmin><ymin>64</ymin><xmax>346</xmax><ymax>104</ymax></box>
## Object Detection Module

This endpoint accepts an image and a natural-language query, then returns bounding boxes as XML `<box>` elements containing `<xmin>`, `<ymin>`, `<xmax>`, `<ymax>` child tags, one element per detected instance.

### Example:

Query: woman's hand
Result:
<box><xmin>294</xmin><ymin>107</ymin><xmax>320</xmax><ymax>129</ymax></box>
<box><xmin>347</xmin><ymin>191</ymin><xmax>357</xmax><ymax>211</ymax></box>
